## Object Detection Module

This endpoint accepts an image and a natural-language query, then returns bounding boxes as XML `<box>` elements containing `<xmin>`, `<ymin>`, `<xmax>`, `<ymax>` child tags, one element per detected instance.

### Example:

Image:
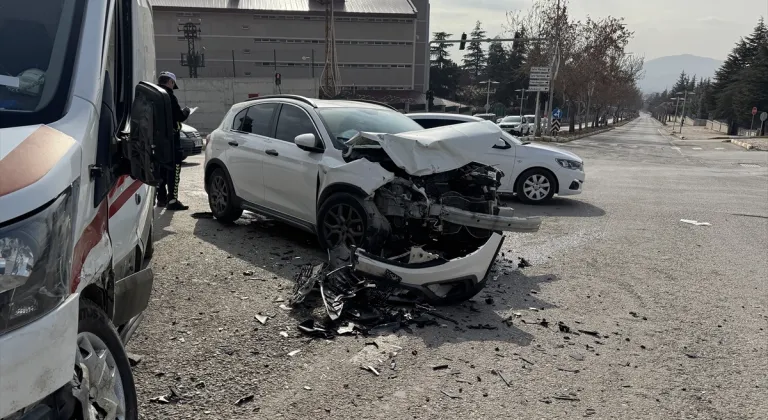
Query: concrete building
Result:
<box><xmin>151</xmin><ymin>0</ymin><xmax>430</xmax><ymax>94</ymax></box>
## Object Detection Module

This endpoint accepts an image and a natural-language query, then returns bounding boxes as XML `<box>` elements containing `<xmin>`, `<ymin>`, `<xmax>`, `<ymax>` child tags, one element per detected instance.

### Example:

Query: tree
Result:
<box><xmin>671</xmin><ymin>71</ymin><xmax>688</xmax><ymax>95</ymax></box>
<box><xmin>462</xmin><ymin>21</ymin><xmax>487</xmax><ymax>79</ymax></box>
<box><xmin>429</xmin><ymin>61</ymin><xmax>461</xmax><ymax>100</ymax></box>
<box><xmin>732</xmin><ymin>40</ymin><xmax>768</xmax><ymax>128</ymax></box>
<box><xmin>430</xmin><ymin>31</ymin><xmax>453</xmax><ymax>69</ymax></box>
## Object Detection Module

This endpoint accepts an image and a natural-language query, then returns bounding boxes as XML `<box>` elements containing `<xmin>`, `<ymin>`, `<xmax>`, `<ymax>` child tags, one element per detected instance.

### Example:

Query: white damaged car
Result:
<box><xmin>204</xmin><ymin>95</ymin><xmax>541</xmax><ymax>303</ymax></box>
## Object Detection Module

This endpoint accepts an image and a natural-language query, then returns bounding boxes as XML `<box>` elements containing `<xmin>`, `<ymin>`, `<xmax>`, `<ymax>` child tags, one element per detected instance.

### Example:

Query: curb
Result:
<box><xmin>537</xmin><ymin>120</ymin><xmax>632</xmax><ymax>143</ymax></box>
<box><xmin>730</xmin><ymin>139</ymin><xmax>754</xmax><ymax>150</ymax></box>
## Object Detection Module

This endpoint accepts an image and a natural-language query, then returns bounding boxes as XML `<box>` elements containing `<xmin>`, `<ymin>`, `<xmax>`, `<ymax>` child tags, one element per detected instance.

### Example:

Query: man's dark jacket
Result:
<box><xmin>161</xmin><ymin>85</ymin><xmax>189</xmax><ymax>164</ymax></box>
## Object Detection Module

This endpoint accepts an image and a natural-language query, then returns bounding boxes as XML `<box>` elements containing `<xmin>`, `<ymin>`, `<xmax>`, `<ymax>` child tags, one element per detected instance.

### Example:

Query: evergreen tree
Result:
<box><xmin>462</xmin><ymin>21</ymin><xmax>487</xmax><ymax>79</ymax></box>
<box><xmin>671</xmin><ymin>71</ymin><xmax>688</xmax><ymax>95</ymax></box>
<box><xmin>430</xmin><ymin>32</ymin><xmax>453</xmax><ymax>68</ymax></box>
<box><xmin>687</xmin><ymin>75</ymin><xmax>696</xmax><ymax>92</ymax></box>
<box><xmin>732</xmin><ymin>40</ymin><xmax>768</xmax><ymax>128</ymax></box>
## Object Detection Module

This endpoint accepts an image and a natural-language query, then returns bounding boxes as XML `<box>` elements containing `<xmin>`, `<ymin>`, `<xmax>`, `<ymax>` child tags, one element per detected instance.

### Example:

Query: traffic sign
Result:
<box><xmin>551</xmin><ymin>119</ymin><xmax>561</xmax><ymax>135</ymax></box>
<box><xmin>761</xmin><ymin>112</ymin><xmax>768</xmax><ymax>122</ymax></box>
<box><xmin>552</xmin><ymin>108</ymin><xmax>562</xmax><ymax>119</ymax></box>
<box><xmin>528</xmin><ymin>79</ymin><xmax>551</xmax><ymax>86</ymax></box>
<box><xmin>530</xmin><ymin>72</ymin><xmax>551</xmax><ymax>80</ymax></box>
<box><xmin>526</xmin><ymin>86</ymin><xmax>550</xmax><ymax>92</ymax></box>
<box><xmin>530</xmin><ymin>66</ymin><xmax>551</xmax><ymax>74</ymax></box>
<box><xmin>752</xmin><ymin>107</ymin><xmax>758</xmax><ymax>116</ymax></box>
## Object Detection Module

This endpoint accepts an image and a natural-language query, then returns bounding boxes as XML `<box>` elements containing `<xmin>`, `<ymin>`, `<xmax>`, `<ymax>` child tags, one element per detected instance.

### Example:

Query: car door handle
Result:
<box><xmin>228</xmin><ymin>141</ymin><xmax>239</xmax><ymax>147</ymax></box>
<box><xmin>266</xmin><ymin>149</ymin><xmax>279</xmax><ymax>156</ymax></box>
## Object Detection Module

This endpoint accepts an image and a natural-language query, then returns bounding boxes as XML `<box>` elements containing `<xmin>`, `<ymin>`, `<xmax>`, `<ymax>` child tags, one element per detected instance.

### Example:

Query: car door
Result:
<box><xmin>224</xmin><ymin>103</ymin><xmax>278</xmax><ymax>205</ymax></box>
<box><xmin>261</xmin><ymin>103</ymin><xmax>324</xmax><ymax>224</ymax></box>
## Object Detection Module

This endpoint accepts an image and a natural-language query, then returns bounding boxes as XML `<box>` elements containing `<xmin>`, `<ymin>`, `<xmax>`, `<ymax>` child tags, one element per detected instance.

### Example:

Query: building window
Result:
<box><xmin>244</xmin><ymin>71</ymin><xmax>251</xmax><ymax>76</ymax></box>
<box><xmin>241</xmin><ymin>25</ymin><xmax>249</xmax><ymax>30</ymax></box>
<box><xmin>243</xmin><ymin>49</ymin><xmax>251</xmax><ymax>54</ymax></box>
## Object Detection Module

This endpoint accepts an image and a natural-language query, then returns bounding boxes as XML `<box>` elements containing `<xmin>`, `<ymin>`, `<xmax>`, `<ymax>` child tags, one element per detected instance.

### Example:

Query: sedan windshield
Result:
<box><xmin>502</xmin><ymin>116</ymin><xmax>522</xmax><ymax>123</ymax></box>
<box><xmin>317</xmin><ymin>107</ymin><xmax>425</xmax><ymax>149</ymax></box>
<box><xmin>0</xmin><ymin>0</ymin><xmax>82</xmax><ymax>127</ymax></box>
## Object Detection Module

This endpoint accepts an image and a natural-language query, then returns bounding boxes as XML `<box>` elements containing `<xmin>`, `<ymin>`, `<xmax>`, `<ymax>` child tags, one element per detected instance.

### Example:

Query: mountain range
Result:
<box><xmin>638</xmin><ymin>54</ymin><xmax>724</xmax><ymax>94</ymax></box>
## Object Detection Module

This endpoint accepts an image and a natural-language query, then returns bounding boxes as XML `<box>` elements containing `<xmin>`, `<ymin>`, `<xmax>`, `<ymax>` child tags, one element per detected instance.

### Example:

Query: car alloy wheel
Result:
<box><xmin>322</xmin><ymin>203</ymin><xmax>365</xmax><ymax>248</ymax></box>
<box><xmin>523</xmin><ymin>174</ymin><xmax>551</xmax><ymax>201</ymax></box>
<box><xmin>72</xmin><ymin>332</ymin><xmax>127</xmax><ymax>420</ymax></box>
<box><xmin>208</xmin><ymin>173</ymin><xmax>229</xmax><ymax>215</ymax></box>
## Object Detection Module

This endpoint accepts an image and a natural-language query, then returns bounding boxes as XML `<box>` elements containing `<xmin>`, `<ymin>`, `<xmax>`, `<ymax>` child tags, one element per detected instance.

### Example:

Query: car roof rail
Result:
<box><xmin>248</xmin><ymin>95</ymin><xmax>317</xmax><ymax>107</ymax></box>
<box><xmin>343</xmin><ymin>99</ymin><xmax>398</xmax><ymax>111</ymax></box>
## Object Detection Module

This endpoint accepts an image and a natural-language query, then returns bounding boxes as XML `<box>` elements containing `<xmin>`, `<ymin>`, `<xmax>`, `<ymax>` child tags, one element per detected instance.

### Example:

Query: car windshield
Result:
<box><xmin>317</xmin><ymin>107</ymin><xmax>425</xmax><ymax>149</ymax></box>
<box><xmin>502</xmin><ymin>116</ymin><xmax>522</xmax><ymax>123</ymax></box>
<box><xmin>0</xmin><ymin>0</ymin><xmax>81</xmax><ymax>127</ymax></box>
<box><xmin>524</xmin><ymin>116</ymin><xmax>536</xmax><ymax>123</ymax></box>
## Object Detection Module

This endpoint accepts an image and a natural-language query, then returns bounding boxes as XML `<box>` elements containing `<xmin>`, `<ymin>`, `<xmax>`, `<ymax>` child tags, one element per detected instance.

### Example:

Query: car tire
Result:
<box><xmin>516</xmin><ymin>168</ymin><xmax>556</xmax><ymax>204</ymax></box>
<box><xmin>316</xmin><ymin>193</ymin><xmax>368</xmax><ymax>250</ymax></box>
<box><xmin>74</xmin><ymin>299</ymin><xmax>139</xmax><ymax>420</ymax></box>
<box><xmin>207</xmin><ymin>167</ymin><xmax>243</xmax><ymax>223</ymax></box>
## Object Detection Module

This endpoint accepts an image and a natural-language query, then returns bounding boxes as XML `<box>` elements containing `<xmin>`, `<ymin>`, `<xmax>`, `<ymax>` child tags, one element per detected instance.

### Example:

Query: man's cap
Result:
<box><xmin>159</xmin><ymin>71</ymin><xmax>179</xmax><ymax>89</ymax></box>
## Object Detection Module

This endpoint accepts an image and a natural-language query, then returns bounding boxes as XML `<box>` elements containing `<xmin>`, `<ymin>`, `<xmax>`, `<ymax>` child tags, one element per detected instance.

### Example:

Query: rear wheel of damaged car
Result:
<box><xmin>208</xmin><ymin>167</ymin><xmax>243</xmax><ymax>223</ymax></box>
<box><xmin>73</xmin><ymin>299</ymin><xmax>138</xmax><ymax>420</ymax></box>
<box><xmin>317</xmin><ymin>193</ymin><xmax>368</xmax><ymax>250</ymax></box>
<box><xmin>516</xmin><ymin>168</ymin><xmax>556</xmax><ymax>204</ymax></box>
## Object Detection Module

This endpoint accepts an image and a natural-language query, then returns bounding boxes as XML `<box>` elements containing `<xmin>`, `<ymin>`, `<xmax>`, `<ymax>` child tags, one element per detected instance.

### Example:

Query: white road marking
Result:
<box><xmin>671</xmin><ymin>146</ymin><xmax>681</xmax><ymax>150</ymax></box>
<box><xmin>692</xmin><ymin>147</ymin><xmax>703</xmax><ymax>150</ymax></box>
<box><xmin>715</xmin><ymin>147</ymin><xmax>724</xmax><ymax>150</ymax></box>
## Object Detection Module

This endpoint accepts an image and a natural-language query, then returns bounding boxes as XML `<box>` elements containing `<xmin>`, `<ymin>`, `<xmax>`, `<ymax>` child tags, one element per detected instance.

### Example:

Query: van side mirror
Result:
<box><xmin>295</xmin><ymin>133</ymin><xmax>323</xmax><ymax>153</ymax></box>
<box><xmin>121</xmin><ymin>82</ymin><xmax>174</xmax><ymax>185</ymax></box>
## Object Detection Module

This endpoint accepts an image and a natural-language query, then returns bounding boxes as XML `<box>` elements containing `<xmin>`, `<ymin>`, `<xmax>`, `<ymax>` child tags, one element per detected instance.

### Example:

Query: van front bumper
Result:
<box><xmin>0</xmin><ymin>295</ymin><xmax>79</xmax><ymax>419</ymax></box>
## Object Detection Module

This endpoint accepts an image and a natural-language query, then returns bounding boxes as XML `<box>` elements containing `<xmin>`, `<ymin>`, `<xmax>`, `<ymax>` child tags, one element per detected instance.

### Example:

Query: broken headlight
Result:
<box><xmin>0</xmin><ymin>187</ymin><xmax>75</xmax><ymax>335</ymax></box>
<box><xmin>556</xmin><ymin>158</ymin><xmax>583</xmax><ymax>171</ymax></box>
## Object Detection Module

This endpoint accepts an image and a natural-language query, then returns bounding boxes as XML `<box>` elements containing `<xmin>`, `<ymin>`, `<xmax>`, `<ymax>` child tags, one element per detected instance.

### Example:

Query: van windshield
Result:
<box><xmin>0</xmin><ymin>0</ymin><xmax>83</xmax><ymax>127</ymax></box>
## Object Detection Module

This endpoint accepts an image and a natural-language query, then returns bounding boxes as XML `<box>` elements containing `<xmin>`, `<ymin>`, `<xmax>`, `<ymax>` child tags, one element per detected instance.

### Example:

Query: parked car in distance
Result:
<box><xmin>472</xmin><ymin>113</ymin><xmax>497</xmax><ymax>121</ymax></box>
<box><xmin>180</xmin><ymin>122</ymin><xmax>203</xmax><ymax>160</ymax></box>
<box><xmin>497</xmin><ymin>115</ymin><xmax>530</xmax><ymax>135</ymax></box>
<box><xmin>406</xmin><ymin>113</ymin><xmax>585</xmax><ymax>204</ymax></box>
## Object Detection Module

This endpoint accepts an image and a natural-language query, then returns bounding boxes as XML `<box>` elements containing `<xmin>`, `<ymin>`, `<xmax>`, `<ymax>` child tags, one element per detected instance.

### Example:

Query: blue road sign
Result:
<box><xmin>552</xmin><ymin>108</ymin><xmax>562</xmax><ymax>119</ymax></box>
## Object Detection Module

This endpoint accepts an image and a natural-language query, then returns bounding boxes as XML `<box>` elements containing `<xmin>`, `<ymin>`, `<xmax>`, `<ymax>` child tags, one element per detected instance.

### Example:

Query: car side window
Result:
<box><xmin>274</xmin><ymin>104</ymin><xmax>318</xmax><ymax>143</ymax></box>
<box><xmin>232</xmin><ymin>103</ymin><xmax>277</xmax><ymax>135</ymax></box>
<box><xmin>414</xmin><ymin>119</ymin><xmax>440</xmax><ymax>129</ymax></box>
<box><xmin>232</xmin><ymin>108</ymin><xmax>250</xmax><ymax>132</ymax></box>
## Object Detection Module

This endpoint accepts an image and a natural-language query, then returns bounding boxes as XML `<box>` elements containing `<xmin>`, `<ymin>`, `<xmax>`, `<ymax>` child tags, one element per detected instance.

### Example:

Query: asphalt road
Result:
<box><xmin>129</xmin><ymin>114</ymin><xmax>768</xmax><ymax>419</ymax></box>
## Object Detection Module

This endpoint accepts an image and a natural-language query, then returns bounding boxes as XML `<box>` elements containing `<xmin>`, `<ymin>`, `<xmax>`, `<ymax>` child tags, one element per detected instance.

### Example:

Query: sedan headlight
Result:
<box><xmin>0</xmin><ymin>187</ymin><xmax>75</xmax><ymax>334</ymax></box>
<box><xmin>556</xmin><ymin>158</ymin><xmax>583</xmax><ymax>170</ymax></box>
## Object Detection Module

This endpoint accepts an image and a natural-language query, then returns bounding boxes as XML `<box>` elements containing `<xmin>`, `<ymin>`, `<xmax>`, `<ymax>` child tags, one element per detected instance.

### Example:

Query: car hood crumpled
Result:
<box><xmin>345</xmin><ymin>120</ymin><xmax>503</xmax><ymax>176</ymax></box>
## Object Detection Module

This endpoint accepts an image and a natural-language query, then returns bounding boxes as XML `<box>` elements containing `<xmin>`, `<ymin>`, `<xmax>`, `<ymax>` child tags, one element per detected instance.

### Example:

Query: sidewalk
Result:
<box><xmin>660</xmin><ymin>121</ymin><xmax>768</xmax><ymax>150</ymax></box>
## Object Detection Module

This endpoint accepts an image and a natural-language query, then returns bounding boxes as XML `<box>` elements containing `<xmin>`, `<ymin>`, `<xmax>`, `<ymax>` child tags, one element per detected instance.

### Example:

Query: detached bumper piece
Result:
<box><xmin>288</xmin><ymin>234</ymin><xmax>506</xmax><ymax>336</ymax></box>
<box><xmin>432</xmin><ymin>205</ymin><xmax>542</xmax><ymax>233</ymax></box>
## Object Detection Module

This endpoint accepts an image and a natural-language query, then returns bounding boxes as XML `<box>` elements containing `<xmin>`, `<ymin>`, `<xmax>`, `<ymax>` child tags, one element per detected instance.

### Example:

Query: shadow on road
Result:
<box><xmin>500</xmin><ymin>197</ymin><xmax>606</xmax><ymax>218</ymax></box>
<box><xmin>153</xmin><ymin>207</ymin><xmax>177</xmax><ymax>242</ymax></box>
<box><xmin>180</xmin><ymin>161</ymin><xmax>201</xmax><ymax>167</ymax></box>
<box><xmin>191</xmin><ymin>211</ymin><xmax>559</xmax><ymax>349</ymax></box>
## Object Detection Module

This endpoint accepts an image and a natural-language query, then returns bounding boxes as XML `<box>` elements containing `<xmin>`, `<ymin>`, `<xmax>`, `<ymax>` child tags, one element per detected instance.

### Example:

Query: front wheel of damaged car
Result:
<box><xmin>73</xmin><ymin>299</ymin><xmax>138</xmax><ymax>420</ymax></box>
<box><xmin>208</xmin><ymin>168</ymin><xmax>243</xmax><ymax>223</ymax></box>
<box><xmin>316</xmin><ymin>193</ymin><xmax>368</xmax><ymax>250</ymax></box>
<box><xmin>516</xmin><ymin>168</ymin><xmax>556</xmax><ymax>204</ymax></box>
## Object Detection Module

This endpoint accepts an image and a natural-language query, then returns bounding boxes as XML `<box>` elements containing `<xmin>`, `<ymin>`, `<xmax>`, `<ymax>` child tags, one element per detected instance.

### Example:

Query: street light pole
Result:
<box><xmin>515</xmin><ymin>88</ymin><xmax>526</xmax><ymax>117</ymax></box>
<box><xmin>480</xmin><ymin>80</ymin><xmax>498</xmax><ymax>113</ymax></box>
<box><xmin>672</xmin><ymin>96</ymin><xmax>682</xmax><ymax>127</ymax></box>
<box><xmin>677</xmin><ymin>91</ymin><xmax>694</xmax><ymax>134</ymax></box>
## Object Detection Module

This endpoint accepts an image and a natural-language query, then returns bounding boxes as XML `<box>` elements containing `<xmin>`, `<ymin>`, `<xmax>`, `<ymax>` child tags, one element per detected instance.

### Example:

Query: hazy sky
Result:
<box><xmin>430</xmin><ymin>0</ymin><xmax>768</xmax><ymax>62</ymax></box>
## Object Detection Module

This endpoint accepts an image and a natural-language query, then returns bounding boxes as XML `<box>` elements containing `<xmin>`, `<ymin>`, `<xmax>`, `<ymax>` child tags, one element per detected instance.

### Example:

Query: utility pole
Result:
<box><xmin>515</xmin><ymin>88</ymin><xmax>526</xmax><ymax>117</ymax></box>
<box><xmin>546</xmin><ymin>0</ymin><xmax>562</xmax><ymax>133</ymax></box>
<box><xmin>481</xmin><ymin>80</ymin><xmax>498</xmax><ymax>113</ymax></box>
<box><xmin>677</xmin><ymin>91</ymin><xmax>694</xmax><ymax>134</ymax></box>
<box><xmin>671</xmin><ymin>95</ymin><xmax>682</xmax><ymax>127</ymax></box>
<box><xmin>179</xmin><ymin>20</ymin><xmax>204</xmax><ymax>78</ymax></box>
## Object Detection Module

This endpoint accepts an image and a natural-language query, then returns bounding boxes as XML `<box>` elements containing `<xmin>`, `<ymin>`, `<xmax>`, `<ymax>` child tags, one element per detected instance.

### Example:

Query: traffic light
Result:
<box><xmin>459</xmin><ymin>32</ymin><xmax>467</xmax><ymax>50</ymax></box>
<box><xmin>275</xmin><ymin>72</ymin><xmax>281</xmax><ymax>86</ymax></box>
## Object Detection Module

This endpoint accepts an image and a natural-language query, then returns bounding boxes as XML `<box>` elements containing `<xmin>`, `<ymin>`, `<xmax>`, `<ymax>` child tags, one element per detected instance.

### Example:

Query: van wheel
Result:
<box><xmin>317</xmin><ymin>193</ymin><xmax>368</xmax><ymax>250</ymax></box>
<box><xmin>72</xmin><ymin>300</ymin><xmax>138</xmax><ymax>420</ymax></box>
<box><xmin>208</xmin><ymin>168</ymin><xmax>243</xmax><ymax>223</ymax></box>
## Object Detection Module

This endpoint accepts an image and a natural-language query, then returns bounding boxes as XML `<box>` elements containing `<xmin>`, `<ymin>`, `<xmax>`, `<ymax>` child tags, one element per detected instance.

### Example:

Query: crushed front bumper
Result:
<box><xmin>354</xmin><ymin>233</ymin><xmax>505</xmax><ymax>301</ymax></box>
<box><xmin>433</xmin><ymin>205</ymin><xmax>542</xmax><ymax>233</ymax></box>
<box><xmin>0</xmin><ymin>295</ymin><xmax>78</xmax><ymax>419</ymax></box>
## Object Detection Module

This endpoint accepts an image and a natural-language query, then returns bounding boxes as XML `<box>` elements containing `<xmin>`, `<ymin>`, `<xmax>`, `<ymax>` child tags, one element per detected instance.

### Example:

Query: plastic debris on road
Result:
<box><xmin>680</xmin><ymin>219</ymin><xmax>711</xmax><ymax>226</ymax></box>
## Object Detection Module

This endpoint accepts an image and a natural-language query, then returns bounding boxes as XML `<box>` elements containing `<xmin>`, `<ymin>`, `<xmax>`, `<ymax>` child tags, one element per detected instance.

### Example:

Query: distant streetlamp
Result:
<box><xmin>514</xmin><ymin>88</ymin><xmax>527</xmax><ymax>117</ymax></box>
<box><xmin>675</xmin><ymin>90</ymin><xmax>695</xmax><ymax>133</ymax></box>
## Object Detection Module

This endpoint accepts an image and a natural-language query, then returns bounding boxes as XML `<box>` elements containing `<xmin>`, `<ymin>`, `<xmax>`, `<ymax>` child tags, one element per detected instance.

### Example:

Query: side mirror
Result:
<box><xmin>295</xmin><ymin>133</ymin><xmax>323</xmax><ymax>152</ymax></box>
<box><xmin>121</xmin><ymin>82</ymin><xmax>173</xmax><ymax>186</ymax></box>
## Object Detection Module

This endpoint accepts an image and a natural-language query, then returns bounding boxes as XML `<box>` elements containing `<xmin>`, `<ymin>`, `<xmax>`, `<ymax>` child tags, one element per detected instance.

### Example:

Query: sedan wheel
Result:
<box><xmin>516</xmin><ymin>169</ymin><xmax>556</xmax><ymax>204</ymax></box>
<box><xmin>323</xmin><ymin>203</ymin><xmax>365</xmax><ymax>248</ymax></box>
<box><xmin>207</xmin><ymin>168</ymin><xmax>243</xmax><ymax>223</ymax></box>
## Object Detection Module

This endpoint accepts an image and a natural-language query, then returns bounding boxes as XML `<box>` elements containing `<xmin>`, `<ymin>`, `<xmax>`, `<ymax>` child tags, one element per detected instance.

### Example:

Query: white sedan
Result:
<box><xmin>406</xmin><ymin>113</ymin><xmax>585</xmax><ymax>204</ymax></box>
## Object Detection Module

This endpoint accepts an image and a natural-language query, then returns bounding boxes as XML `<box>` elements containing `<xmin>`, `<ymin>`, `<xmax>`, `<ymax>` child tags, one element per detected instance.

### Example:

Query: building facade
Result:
<box><xmin>151</xmin><ymin>0</ymin><xmax>430</xmax><ymax>93</ymax></box>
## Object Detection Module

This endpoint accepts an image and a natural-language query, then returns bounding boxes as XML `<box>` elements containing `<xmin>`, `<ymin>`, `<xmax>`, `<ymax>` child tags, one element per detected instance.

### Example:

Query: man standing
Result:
<box><xmin>157</xmin><ymin>71</ymin><xmax>190</xmax><ymax>211</ymax></box>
